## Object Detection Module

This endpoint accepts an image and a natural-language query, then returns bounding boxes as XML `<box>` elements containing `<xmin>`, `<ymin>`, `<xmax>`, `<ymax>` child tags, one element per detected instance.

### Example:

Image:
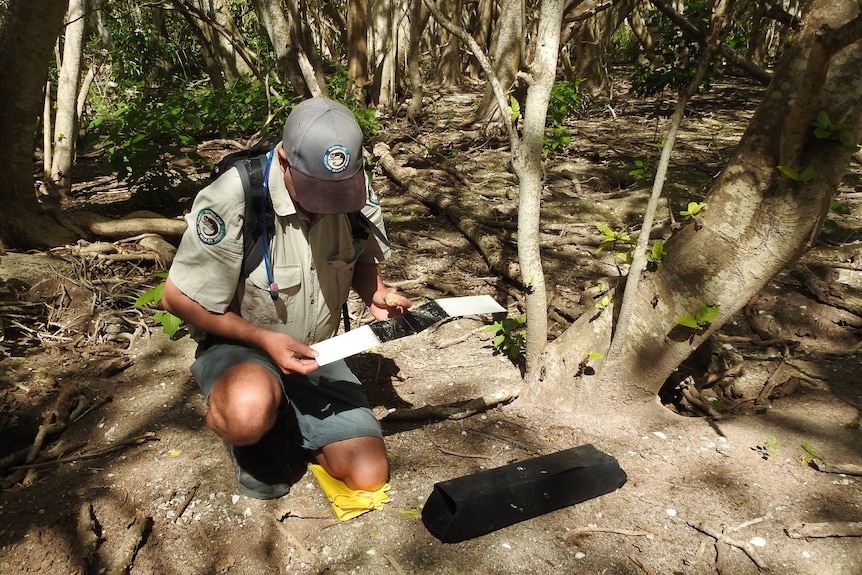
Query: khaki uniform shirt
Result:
<box><xmin>169</xmin><ymin>144</ymin><xmax>390</xmax><ymax>344</ymax></box>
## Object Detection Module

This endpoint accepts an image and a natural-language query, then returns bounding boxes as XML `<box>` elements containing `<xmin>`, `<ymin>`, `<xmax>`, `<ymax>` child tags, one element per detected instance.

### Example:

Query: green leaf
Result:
<box><xmin>400</xmin><ymin>508</ymin><xmax>422</xmax><ymax>518</ymax></box>
<box><xmin>676</xmin><ymin>315</ymin><xmax>699</xmax><ymax>329</ymax></box>
<box><xmin>798</xmin><ymin>166</ymin><xmax>817</xmax><ymax>182</ymax></box>
<box><xmin>831</xmin><ymin>201</ymin><xmax>851</xmax><ymax>215</ymax></box>
<box><xmin>777</xmin><ymin>165</ymin><xmax>798</xmax><ymax>180</ymax></box>
<box><xmin>801</xmin><ymin>441</ymin><xmax>821</xmax><ymax>458</ymax></box>
<box><xmin>154</xmin><ymin>311</ymin><xmax>183</xmax><ymax>337</ymax></box>
<box><xmin>135</xmin><ymin>282</ymin><xmax>165</xmax><ymax>307</ymax></box>
<box><xmin>509</xmin><ymin>97</ymin><xmax>521</xmax><ymax>124</ymax></box>
<box><xmin>695</xmin><ymin>304</ymin><xmax>720</xmax><ymax>325</ymax></box>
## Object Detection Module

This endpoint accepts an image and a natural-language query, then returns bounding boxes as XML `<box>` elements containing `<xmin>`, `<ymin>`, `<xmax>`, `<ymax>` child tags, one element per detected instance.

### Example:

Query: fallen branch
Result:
<box><xmin>809</xmin><ymin>459</ymin><xmax>862</xmax><ymax>476</ymax></box>
<box><xmin>173</xmin><ymin>482</ymin><xmax>200</xmax><ymax>524</ymax></box>
<box><xmin>566</xmin><ymin>526</ymin><xmax>655</xmax><ymax>540</ymax></box>
<box><xmin>786</xmin><ymin>522</ymin><xmax>862</xmax><ymax>538</ymax></box>
<box><xmin>89</xmin><ymin>217</ymin><xmax>186</xmax><ymax>239</ymax></box>
<box><xmin>374</xmin><ymin>142</ymin><xmax>521</xmax><ymax>282</ymax></box>
<box><xmin>383</xmin><ymin>388</ymin><xmax>519</xmax><ymax>421</ymax></box>
<box><xmin>629</xmin><ymin>555</ymin><xmax>657</xmax><ymax>575</ymax></box>
<box><xmin>11</xmin><ymin>433</ymin><xmax>159</xmax><ymax>471</ymax></box>
<box><xmin>424</xmin><ymin>428</ymin><xmax>495</xmax><ymax>459</ymax></box>
<box><xmin>688</xmin><ymin>521</ymin><xmax>768</xmax><ymax>571</ymax></box>
<box><xmin>105</xmin><ymin>510</ymin><xmax>151</xmax><ymax>575</ymax></box>
<box><xmin>72</xmin><ymin>502</ymin><xmax>101</xmax><ymax>574</ymax></box>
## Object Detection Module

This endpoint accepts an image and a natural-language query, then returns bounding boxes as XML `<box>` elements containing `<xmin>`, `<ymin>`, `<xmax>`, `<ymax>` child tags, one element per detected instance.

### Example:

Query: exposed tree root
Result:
<box><xmin>383</xmin><ymin>388</ymin><xmax>519</xmax><ymax>421</ymax></box>
<box><xmin>786</xmin><ymin>522</ymin><xmax>862</xmax><ymax>538</ymax></box>
<box><xmin>688</xmin><ymin>520</ymin><xmax>768</xmax><ymax>572</ymax></box>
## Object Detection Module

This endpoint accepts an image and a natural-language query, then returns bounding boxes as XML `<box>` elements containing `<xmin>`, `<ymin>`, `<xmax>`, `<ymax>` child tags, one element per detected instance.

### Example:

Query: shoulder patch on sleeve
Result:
<box><xmin>366</xmin><ymin>179</ymin><xmax>380</xmax><ymax>206</ymax></box>
<box><xmin>196</xmin><ymin>208</ymin><xmax>226</xmax><ymax>244</ymax></box>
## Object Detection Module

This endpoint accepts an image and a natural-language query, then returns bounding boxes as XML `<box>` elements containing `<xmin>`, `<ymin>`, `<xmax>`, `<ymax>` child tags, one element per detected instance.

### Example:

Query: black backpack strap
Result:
<box><xmin>235</xmin><ymin>154</ymin><xmax>273</xmax><ymax>279</ymax></box>
<box><xmin>348</xmin><ymin>210</ymin><xmax>392</xmax><ymax>249</ymax></box>
<box><xmin>340</xmin><ymin>212</ymin><xmax>392</xmax><ymax>333</ymax></box>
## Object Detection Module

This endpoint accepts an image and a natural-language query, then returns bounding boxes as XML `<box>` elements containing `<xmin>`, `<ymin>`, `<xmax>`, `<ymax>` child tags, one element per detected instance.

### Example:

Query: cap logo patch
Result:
<box><xmin>322</xmin><ymin>145</ymin><xmax>350</xmax><ymax>174</ymax></box>
<box><xmin>196</xmin><ymin>208</ymin><xmax>226</xmax><ymax>245</ymax></box>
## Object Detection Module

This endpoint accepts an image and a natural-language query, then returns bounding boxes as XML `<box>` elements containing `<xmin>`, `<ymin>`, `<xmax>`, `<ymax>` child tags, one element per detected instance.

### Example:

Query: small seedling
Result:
<box><xmin>483</xmin><ymin>315</ymin><xmax>527</xmax><ymax>362</ymax></box>
<box><xmin>680</xmin><ymin>201</ymin><xmax>706</xmax><ymax>219</ymax></box>
<box><xmin>597</xmin><ymin>225</ymin><xmax>635</xmax><ymax>264</ymax></box>
<box><xmin>847</xmin><ymin>417</ymin><xmax>860</xmax><ymax>430</ymax></box>
<box><xmin>812</xmin><ymin>110</ymin><xmax>861</xmax><ymax>153</ymax></box>
<box><xmin>800</xmin><ymin>441</ymin><xmax>821</xmax><ymax>465</ymax></box>
<box><xmin>777</xmin><ymin>165</ymin><xmax>817</xmax><ymax>183</ymax></box>
<box><xmin>754</xmin><ymin>437</ymin><xmax>778</xmax><ymax>459</ymax></box>
<box><xmin>576</xmin><ymin>351</ymin><xmax>604</xmax><ymax>376</ymax></box>
<box><xmin>509</xmin><ymin>96</ymin><xmax>521</xmax><ymax>125</ymax></box>
<box><xmin>629</xmin><ymin>159</ymin><xmax>655</xmax><ymax>184</ymax></box>
<box><xmin>676</xmin><ymin>304</ymin><xmax>719</xmax><ymax>330</ymax></box>
<box><xmin>645</xmin><ymin>239</ymin><xmax>666</xmax><ymax>264</ymax></box>
<box><xmin>595</xmin><ymin>294</ymin><xmax>611</xmax><ymax>310</ymax></box>
<box><xmin>831</xmin><ymin>201</ymin><xmax>851</xmax><ymax>215</ymax></box>
<box><xmin>135</xmin><ymin>272</ymin><xmax>184</xmax><ymax>338</ymax></box>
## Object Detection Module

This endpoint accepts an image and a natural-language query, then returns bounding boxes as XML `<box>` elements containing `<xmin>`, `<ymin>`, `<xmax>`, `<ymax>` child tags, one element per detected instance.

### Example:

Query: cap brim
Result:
<box><xmin>290</xmin><ymin>167</ymin><xmax>366</xmax><ymax>214</ymax></box>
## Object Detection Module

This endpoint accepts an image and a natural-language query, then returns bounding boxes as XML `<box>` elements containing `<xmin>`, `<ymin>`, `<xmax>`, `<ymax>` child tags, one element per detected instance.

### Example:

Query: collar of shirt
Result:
<box><xmin>270</xmin><ymin>142</ymin><xmax>299</xmax><ymax>218</ymax></box>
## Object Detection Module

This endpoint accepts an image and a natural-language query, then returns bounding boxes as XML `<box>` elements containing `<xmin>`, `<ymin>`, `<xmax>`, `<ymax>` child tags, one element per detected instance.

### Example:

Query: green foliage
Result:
<box><xmin>755</xmin><ymin>437</ymin><xmax>778</xmax><ymax>459</ymax></box>
<box><xmin>483</xmin><ymin>315</ymin><xmax>527</xmax><ymax>362</ymax></box>
<box><xmin>831</xmin><ymin>201</ymin><xmax>851</xmax><ymax>215</ymax></box>
<box><xmin>610</xmin><ymin>23</ymin><xmax>640</xmax><ymax>64</ymax></box>
<box><xmin>134</xmin><ymin>273</ymin><xmax>184</xmax><ymax>338</ymax></box>
<box><xmin>676</xmin><ymin>304</ymin><xmax>719</xmax><ymax>330</ymax></box>
<box><xmin>547</xmin><ymin>80</ymin><xmax>583</xmax><ymax>125</ymax></box>
<box><xmin>595</xmin><ymin>294</ymin><xmax>611</xmax><ymax>310</ymax></box>
<box><xmin>811</xmin><ymin>111</ymin><xmax>861</xmax><ymax>153</ymax></box>
<box><xmin>847</xmin><ymin>417</ymin><xmax>860</xmax><ymax>429</ymax></box>
<box><xmin>630</xmin><ymin>0</ymin><xmax>742</xmax><ymax>96</ymax></box>
<box><xmin>645</xmin><ymin>239</ymin><xmax>666</xmax><ymax>264</ymax></box>
<box><xmin>104</xmin><ymin>9</ymin><xmax>202</xmax><ymax>90</ymax></box>
<box><xmin>543</xmin><ymin>126</ymin><xmax>571</xmax><ymax>158</ymax></box>
<box><xmin>596</xmin><ymin>225</ymin><xmax>635</xmax><ymax>253</ymax></box>
<box><xmin>90</xmin><ymin>76</ymin><xmax>293</xmax><ymax>205</ymax></box>
<box><xmin>800</xmin><ymin>441</ymin><xmax>821</xmax><ymax>464</ymax></box>
<box><xmin>541</xmin><ymin>80</ymin><xmax>582</xmax><ymax>158</ymax></box>
<box><xmin>777</xmin><ymin>165</ymin><xmax>817</xmax><ymax>183</ymax></box>
<box><xmin>324</xmin><ymin>63</ymin><xmax>379</xmax><ymax>136</ymax></box>
<box><xmin>510</xmin><ymin>96</ymin><xmax>522</xmax><ymax>125</ymax></box>
<box><xmin>680</xmin><ymin>201</ymin><xmax>707</xmax><ymax>219</ymax></box>
<box><xmin>629</xmin><ymin>159</ymin><xmax>655</xmax><ymax>185</ymax></box>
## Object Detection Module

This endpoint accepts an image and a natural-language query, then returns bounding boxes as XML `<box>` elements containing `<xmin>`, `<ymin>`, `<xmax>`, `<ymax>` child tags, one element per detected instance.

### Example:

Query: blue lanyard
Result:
<box><xmin>260</xmin><ymin>148</ymin><xmax>278</xmax><ymax>300</ymax></box>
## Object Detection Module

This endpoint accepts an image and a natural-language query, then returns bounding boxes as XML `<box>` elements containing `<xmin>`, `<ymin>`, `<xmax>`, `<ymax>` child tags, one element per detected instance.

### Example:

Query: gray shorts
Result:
<box><xmin>190</xmin><ymin>340</ymin><xmax>382</xmax><ymax>451</ymax></box>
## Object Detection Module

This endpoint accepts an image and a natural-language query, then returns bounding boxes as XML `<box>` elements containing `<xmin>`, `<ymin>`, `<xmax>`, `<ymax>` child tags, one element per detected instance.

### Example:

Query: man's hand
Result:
<box><xmin>259</xmin><ymin>332</ymin><xmax>320</xmax><ymax>375</ymax></box>
<box><xmin>369</xmin><ymin>289</ymin><xmax>412</xmax><ymax>320</ymax></box>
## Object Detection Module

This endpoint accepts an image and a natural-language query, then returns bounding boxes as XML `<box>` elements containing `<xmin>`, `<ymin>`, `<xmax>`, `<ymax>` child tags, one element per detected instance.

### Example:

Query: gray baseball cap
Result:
<box><xmin>282</xmin><ymin>98</ymin><xmax>366</xmax><ymax>214</ymax></box>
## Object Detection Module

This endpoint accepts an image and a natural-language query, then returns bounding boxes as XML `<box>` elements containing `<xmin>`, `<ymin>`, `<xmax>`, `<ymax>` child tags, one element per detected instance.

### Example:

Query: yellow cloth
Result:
<box><xmin>309</xmin><ymin>464</ymin><xmax>391</xmax><ymax>521</ymax></box>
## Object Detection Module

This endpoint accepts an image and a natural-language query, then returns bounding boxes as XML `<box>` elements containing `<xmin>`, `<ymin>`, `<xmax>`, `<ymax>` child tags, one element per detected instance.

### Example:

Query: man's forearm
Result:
<box><xmin>352</xmin><ymin>261</ymin><xmax>385</xmax><ymax>306</ymax></box>
<box><xmin>161</xmin><ymin>278</ymin><xmax>266</xmax><ymax>347</ymax></box>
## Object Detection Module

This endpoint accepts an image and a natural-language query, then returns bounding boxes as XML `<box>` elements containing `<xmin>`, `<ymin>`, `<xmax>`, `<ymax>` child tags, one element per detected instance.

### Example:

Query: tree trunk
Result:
<box><xmin>46</xmin><ymin>0</ymin><xmax>87</xmax><ymax>202</ymax></box>
<box><xmin>252</xmin><ymin>0</ymin><xmax>310</xmax><ymax>97</ymax></box>
<box><xmin>348</xmin><ymin>0</ymin><xmax>370</xmax><ymax>101</ymax></box>
<box><xmin>368</xmin><ymin>0</ymin><xmax>401</xmax><ymax>108</ymax></box>
<box><xmin>566</xmin><ymin>0</ymin><xmax>635</xmax><ymax>96</ymax></box>
<box><xmin>0</xmin><ymin>0</ymin><xmax>78</xmax><ymax>250</ymax></box>
<box><xmin>187</xmin><ymin>0</ymin><xmax>253</xmax><ymax>81</ymax></box>
<box><xmin>512</xmin><ymin>0</ymin><xmax>566</xmax><ymax>373</ymax></box>
<box><xmin>466</xmin><ymin>0</ymin><xmax>494</xmax><ymax>80</ymax></box>
<box><xmin>406</xmin><ymin>0</ymin><xmax>430</xmax><ymax>120</ymax></box>
<box><xmin>529</xmin><ymin>0</ymin><xmax>862</xmax><ymax>416</ymax></box>
<box><xmin>475</xmin><ymin>0</ymin><xmax>524</xmax><ymax>123</ymax></box>
<box><xmin>285</xmin><ymin>0</ymin><xmax>327</xmax><ymax>97</ymax></box>
<box><xmin>434</xmin><ymin>0</ymin><xmax>463</xmax><ymax>87</ymax></box>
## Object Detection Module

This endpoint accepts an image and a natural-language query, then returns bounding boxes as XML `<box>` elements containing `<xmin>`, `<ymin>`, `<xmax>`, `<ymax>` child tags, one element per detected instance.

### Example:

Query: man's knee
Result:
<box><xmin>317</xmin><ymin>436</ymin><xmax>388</xmax><ymax>491</ymax></box>
<box><xmin>207</xmin><ymin>363</ymin><xmax>282</xmax><ymax>445</ymax></box>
